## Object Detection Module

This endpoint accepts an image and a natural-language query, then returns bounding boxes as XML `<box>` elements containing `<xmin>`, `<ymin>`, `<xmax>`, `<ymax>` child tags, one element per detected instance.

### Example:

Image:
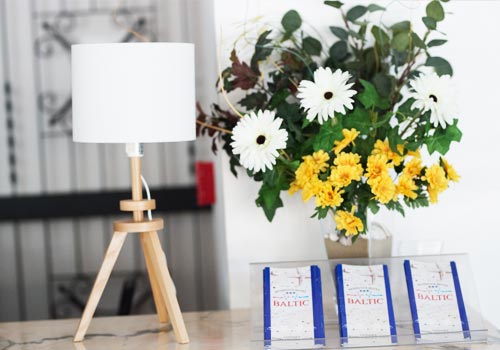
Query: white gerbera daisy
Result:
<box><xmin>231</xmin><ymin>110</ymin><xmax>288</xmax><ymax>173</ymax></box>
<box><xmin>297</xmin><ymin>67</ymin><xmax>357</xmax><ymax>124</ymax></box>
<box><xmin>409</xmin><ymin>72</ymin><xmax>457</xmax><ymax>129</ymax></box>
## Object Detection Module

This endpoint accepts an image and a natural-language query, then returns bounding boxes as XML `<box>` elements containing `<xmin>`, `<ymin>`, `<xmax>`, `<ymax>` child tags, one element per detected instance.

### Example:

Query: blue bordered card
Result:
<box><xmin>336</xmin><ymin>264</ymin><xmax>397</xmax><ymax>346</ymax></box>
<box><xmin>404</xmin><ymin>260</ymin><xmax>470</xmax><ymax>340</ymax></box>
<box><xmin>263</xmin><ymin>265</ymin><xmax>325</xmax><ymax>346</ymax></box>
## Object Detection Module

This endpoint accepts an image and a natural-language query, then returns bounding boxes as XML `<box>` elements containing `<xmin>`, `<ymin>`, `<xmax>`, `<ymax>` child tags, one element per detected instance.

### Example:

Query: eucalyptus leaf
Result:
<box><xmin>427</xmin><ymin>39</ymin><xmax>447</xmax><ymax>47</ymax></box>
<box><xmin>426</xmin><ymin>56</ymin><xmax>453</xmax><ymax>76</ymax></box>
<box><xmin>391</xmin><ymin>21</ymin><xmax>410</xmax><ymax>34</ymax></box>
<box><xmin>346</xmin><ymin>5</ymin><xmax>367</xmax><ymax>22</ymax></box>
<box><xmin>372</xmin><ymin>73</ymin><xmax>393</xmax><ymax>97</ymax></box>
<box><xmin>281</xmin><ymin>10</ymin><xmax>302</xmax><ymax>33</ymax></box>
<box><xmin>392</xmin><ymin>32</ymin><xmax>410</xmax><ymax>52</ymax></box>
<box><xmin>329</xmin><ymin>40</ymin><xmax>348</xmax><ymax>62</ymax></box>
<box><xmin>426</xmin><ymin>0</ymin><xmax>445</xmax><ymax>22</ymax></box>
<box><xmin>303</xmin><ymin>36</ymin><xmax>322</xmax><ymax>56</ymax></box>
<box><xmin>411</xmin><ymin>32</ymin><xmax>426</xmax><ymax>49</ymax></box>
<box><xmin>329</xmin><ymin>26</ymin><xmax>348</xmax><ymax>41</ymax></box>
<box><xmin>367</xmin><ymin>4</ymin><xmax>385</xmax><ymax>12</ymax></box>
<box><xmin>324</xmin><ymin>0</ymin><xmax>343</xmax><ymax>8</ymax></box>
<box><xmin>422</xmin><ymin>16</ymin><xmax>437</xmax><ymax>30</ymax></box>
<box><xmin>371</xmin><ymin>25</ymin><xmax>390</xmax><ymax>46</ymax></box>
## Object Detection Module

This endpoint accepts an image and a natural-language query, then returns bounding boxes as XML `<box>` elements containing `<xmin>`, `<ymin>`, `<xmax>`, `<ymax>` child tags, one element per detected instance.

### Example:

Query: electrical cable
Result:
<box><xmin>140</xmin><ymin>175</ymin><xmax>153</xmax><ymax>220</ymax></box>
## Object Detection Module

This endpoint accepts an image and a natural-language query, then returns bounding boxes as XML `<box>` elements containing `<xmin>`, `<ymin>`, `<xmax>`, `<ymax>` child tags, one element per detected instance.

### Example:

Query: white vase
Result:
<box><xmin>320</xmin><ymin>211</ymin><xmax>393</xmax><ymax>259</ymax></box>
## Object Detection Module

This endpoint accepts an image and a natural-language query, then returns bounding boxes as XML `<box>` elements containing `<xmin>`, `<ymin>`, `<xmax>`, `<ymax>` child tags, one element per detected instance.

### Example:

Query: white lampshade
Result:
<box><xmin>71</xmin><ymin>43</ymin><xmax>195</xmax><ymax>143</ymax></box>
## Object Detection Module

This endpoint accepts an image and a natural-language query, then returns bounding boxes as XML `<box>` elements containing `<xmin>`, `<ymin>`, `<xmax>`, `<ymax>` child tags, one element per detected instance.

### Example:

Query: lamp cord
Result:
<box><xmin>140</xmin><ymin>175</ymin><xmax>153</xmax><ymax>221</ymax></box>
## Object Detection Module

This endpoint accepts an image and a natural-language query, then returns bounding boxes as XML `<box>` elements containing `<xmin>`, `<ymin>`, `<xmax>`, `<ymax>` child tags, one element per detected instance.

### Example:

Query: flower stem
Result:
<box><xmin>196</xmin><ymin>120</ymin><xmax>232</xmax><ymax>134</ymax></box>
<box><xmin>400</xmin><ymin>110</ymin><xmax>422</xmax><ymax>138</ymax></box>
<box><xmin>279</xmin><ymin>149</ymin><xmax>291</xmax><ymax>160</ymax></box>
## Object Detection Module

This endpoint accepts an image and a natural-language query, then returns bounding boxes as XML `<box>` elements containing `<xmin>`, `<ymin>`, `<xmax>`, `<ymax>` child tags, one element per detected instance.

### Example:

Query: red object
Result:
<box><xmin>195</xmin><ymin>161</ymin><xmax>216</xmax><ymax>206</ymax></box>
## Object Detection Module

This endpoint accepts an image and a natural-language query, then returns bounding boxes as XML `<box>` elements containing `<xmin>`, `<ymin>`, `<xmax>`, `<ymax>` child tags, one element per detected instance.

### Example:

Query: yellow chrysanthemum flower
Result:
<box><xmin>290</xmin><ymin>150</ymin><xmax>332</xmax><ymax>194</ymax></box>
<box><xmin>329</xmin><ymin>165</ymin><xmax>363</xmax><ymax>188</ymax></box>
<box><xmin>308</xmin><ymin>150</ymin><xmax>330</xmax><ymax>173</ymax></box>
<box><xmin>396</xmin><ymin>174</ymin><xmax>418</xmax><ymax>199</ymax></box>
<box><xmin>407</xmin><ymin>149</ymin><xmax>421</xmax><ymax>158</ymax></box>
<box><xmin>365</xmin><ymin>154</ymin><xmax>389</xmax><ymax>183</ymax></box>
<box><xmin>441</xmin><ymin>158</ymin><xmax>460</xmax><ymax>182</ymax></box>
<box><xmin>422</xmin><ymin>164</ymin><xmax>449</xmax><ymax>204</ymax></box>
<box><xmin>328</xmin><ymin>152</ymin><xmax>363</xmax><ymax>188</ymax></box>
<box><xmin>334</xmin><ymin>152</ymin><xmax>361</xmax><ymax>166</ymax></box>
<box><xmin>333</xmin><ymin>128</ymin><xmax>359</xmax><ymax>155</ymax></box>
<box><xmin>403</xmin><ymin>157</ymin><xmax>423</xmax><ymax>178</ymax></box>
<box><xmin>372</xmin><ymin>139</ymin><xmax>404</xmax><ymax>167</ymax></box>
<box><xmin>288</xmin><ymin>182</ymin><xmax>301</xmax><ymax>195</ymax></box>
<box><xmin>301</xmin><ymin>176</ymin><xmax>323</xmax><ymax>202</ymax></box>
<box><xmin>315</xmin><ymin>182</ymin><xmax>344</xmax><ymax>208</ymax></box>
<box><xmin>369</xmin><ymin>174</ymin><xmax>396</xmax><ymax>204</ymax></box>
<box><xmin>334</xmin><ymin>207</ymin><xmax>364</xmax><ymax>236</ymax></box>
<box><xmin>292</xmin><ymin>161</ymin><xmax>317</xmax><ymax>189</ymax></box>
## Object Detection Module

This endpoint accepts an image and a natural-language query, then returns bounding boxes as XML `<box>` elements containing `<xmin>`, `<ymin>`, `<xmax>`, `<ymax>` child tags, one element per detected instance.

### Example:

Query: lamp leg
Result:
<box><xmin>74</xmin><ymin>231</ymin><xmax>128</xmax><ymax>342</ymax></box>
<box><xmin>141</xmin><ymin>231</ymin><xmax>189</xmax><ymax>344</ymax></box>
<box><xmin>140</xmin><ymin>232</ymin><xmax>169</xmax><ymax>323</ymax></box>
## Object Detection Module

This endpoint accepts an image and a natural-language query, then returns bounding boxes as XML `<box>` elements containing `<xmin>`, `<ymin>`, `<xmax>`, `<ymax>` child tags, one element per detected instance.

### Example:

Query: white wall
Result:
<box><xmin>213</xmin><ymin>0</ymin><xmax>500</xmax><ymax>327</ymax></box>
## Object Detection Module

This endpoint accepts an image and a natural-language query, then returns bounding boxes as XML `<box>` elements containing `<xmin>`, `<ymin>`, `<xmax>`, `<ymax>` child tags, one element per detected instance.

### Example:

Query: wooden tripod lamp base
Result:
<box><xmin>73</xmin><ymin>156</ymin><xmax>189</xmax><ymax>344</ymax></box>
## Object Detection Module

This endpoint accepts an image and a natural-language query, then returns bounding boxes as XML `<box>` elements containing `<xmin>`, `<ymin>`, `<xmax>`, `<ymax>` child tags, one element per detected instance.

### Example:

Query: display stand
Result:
<box><xmin>250</xmin><ymin>254</ymin><xmax>487</xmax><ymax>349</ymax></box>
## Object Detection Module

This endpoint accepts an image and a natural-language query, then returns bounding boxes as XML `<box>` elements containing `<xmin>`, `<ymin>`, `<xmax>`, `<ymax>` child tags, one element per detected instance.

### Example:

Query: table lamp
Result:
<box><xmin>71</xmin><ymin>42</ymin><xmax>194</xmax><ymax>344</ymax></box>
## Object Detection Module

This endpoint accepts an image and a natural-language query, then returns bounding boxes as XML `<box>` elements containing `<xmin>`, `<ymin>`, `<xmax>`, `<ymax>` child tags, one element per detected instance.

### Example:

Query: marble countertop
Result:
<box><xmin>0</xmin><ymin>309</ymin><xmax>498</xmax><ymax>350</ymax></box>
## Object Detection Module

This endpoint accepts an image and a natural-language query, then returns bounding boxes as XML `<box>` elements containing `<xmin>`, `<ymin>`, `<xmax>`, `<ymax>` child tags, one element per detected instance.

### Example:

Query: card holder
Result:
<box><xmin>263</xmin><ymin>265</ymin><xmax>325</xmax><ymax>344</ymax></box>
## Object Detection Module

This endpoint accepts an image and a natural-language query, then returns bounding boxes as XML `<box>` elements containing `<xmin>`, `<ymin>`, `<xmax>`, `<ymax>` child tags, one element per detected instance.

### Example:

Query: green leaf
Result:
<box><xmin>263</xmin><ymin>166</ymin><xmax>289</xmax><ymax>190</ymax></box>
<box><xmin>239</xmin><ymin>92</ymin><xmax>268</xmax><ymax>110</ymax></box>
<box><xmin>404</xmin><ymin>194</ymin><xmax>429</xmax><ymax>209</ymax></box>
<box><xmin>329</xmin><ymin>40</ymin><xmax>348</xmax><ymax>62</ymax></box>
<box><xmin>251</xmin><ymin>30</ymin><xmax>273</xmax><ymax>71</ymax></box>
<box><xmin>342</xmin><ymin>108</ymin><xmax>371</xmax><ymax>134</ymax></box>
<box><xmin>422</xmin><ymin>16</ymin><xmax>437</xmax><ymax>30</ymax></box>
<box><xmin>346</xmin><ymin>5</ymin><xmax>367</xmax><ymax>22</ymax></box>
<box><xmin>368</xmin><ymin>200</ymin><xmax>380</xmax><ymax>214</ymax></box>
<box><xmin>392</xmin><ymin>32</ymin><xmax>410</xmax><ymax>52</ymax></box>
<box><xmin>426</xmin><ymin>56</ymin><xmax>453</xmax><ymax>76</ymax></box>
<box><xmin>329</xmin><ymin>26</ymin><xmax>348</xmax><ymax>41</ymax></box>
<box><xmin>357</xmin><ymin>79</ymin><xmax>377</xmax><ymax>108</ymax></box>
<box><xmin>358</xmin><ymin>79</ymin><xmax>390</xmax><ymax>109</ymax></box>
<box><xmin>367</xmin><ymin>4</ymin><xmax>385</xmax><ymax>12</ymax></box>
<box><xmin>426</xmin><ymin>0</ymin><xmax>445</xmax><ymax>22</ymax></box>
<box><xmin>388</xmin><ymin>127</ymin><xmax>404</xmax><ymax>153</ymax></box>
<box><xmin>255</xmin><ymin>183</ymin><xmax>283</xmax><ymax>221</ymax></box>
<box><xmin>427</xmin><ymin>39</ymin><xmax>447</xmax><ymax>47</ymax></box>
<box><xmin>324</xmin><ymin>0</ymin><xmax>343</xmax><ymax>8</ymax></box>
<box><xmin>281</xmin><ymin>10</ymin><xmax>302</xmax><ymax>33</ymax></box>
<box><xmin>391</xmin><ymin>21</ymin><xmax>410</xmax><ymax>34</ymax></box>
<box><xmin>411</xmin><ymin>32</ymin><xmax>426</xmax><ymax>49</ymax></box>
<box><xmin>302</xmin><ymin>36</ymin><xmax>322</xmax><ymax>56</ymax></box>
<box><xmin>425</xmin><ymin>119</ymin><xmax>462</xmax><ymax>155</ymax></box>
<box><xmin>313</xmin><ymin>121</ymin><xmax>344</xmax><ymax>151</ymax></box>
<box><xmin>385</xmin><ymin>200</ymin><xmax>405</xmax><ymax>217</ymax></box>
<box><xmin>268</xmin><ymin>89</ymin><xmax>291</xmax><ymax>110</ymax></box>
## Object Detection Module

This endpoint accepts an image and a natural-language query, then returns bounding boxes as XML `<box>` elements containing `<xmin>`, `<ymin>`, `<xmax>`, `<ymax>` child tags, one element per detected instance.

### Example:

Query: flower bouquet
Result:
<box><xmin>197</xmin><ymin>0</ymin><xmax>461</xmax><ymax>242</ymax></box>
